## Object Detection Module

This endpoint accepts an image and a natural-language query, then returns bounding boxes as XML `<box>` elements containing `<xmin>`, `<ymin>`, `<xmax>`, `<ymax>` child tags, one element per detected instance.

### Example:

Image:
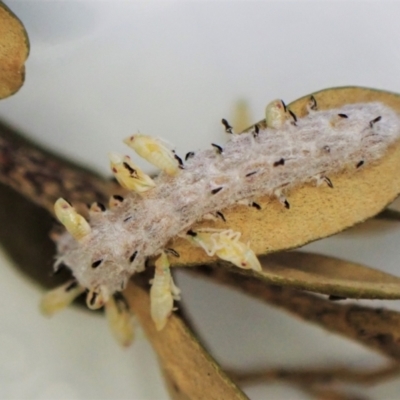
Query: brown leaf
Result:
<box><xmin>0</xmin><ymin>1</ymin><xmax>29</xmax><ymax>98</ymax></box>
<box><xmin>124</xmin><ymin>277</ymin><xmax>248</xmax><ymax>400</ymax></box>
<box><xmin>168</xmin><ymin>87</ymin><xmax>400</xmax><ymax>269</ymax></box>
<box><xmin>246</xmin><ymin>251</ymin><xmax>400</xmax><ymax>300</ymax></box>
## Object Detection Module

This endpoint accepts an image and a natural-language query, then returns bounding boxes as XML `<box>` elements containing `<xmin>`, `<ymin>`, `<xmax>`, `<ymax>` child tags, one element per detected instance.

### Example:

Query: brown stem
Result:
<box><xmin>300</xmin><ymin>386</ymin><xmax>368</xmax><ymax>400</ymax></box>
<box><xmin>0</xmin><ymin>120</ymin><xmax>113</xmax><ymax>215</ymax></box>
<box><xmin>227</xmin><ymin>364</ymin><xmax>400</xmax><ymax>386</ymax></box>
<box><xmin>375</xmin><ymin>208</ymin><xmax>400</xmax><ymax>222</ymax></box>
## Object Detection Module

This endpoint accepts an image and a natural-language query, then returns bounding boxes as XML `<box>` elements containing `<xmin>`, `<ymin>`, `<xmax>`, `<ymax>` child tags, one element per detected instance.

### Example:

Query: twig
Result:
<box><xmin>0</xmin><ymin>121</ymin><xmax>113</xmax><ymax>215</ymax></box>
<box><xmin>227</xmin><ymin>364</ymin><xmax>400</xmax><ymax>386</ymax></box>
<box><xmin>375</xmin><ymin>208</ymin><xmax>400</xmax><ymax>222</ymax></box>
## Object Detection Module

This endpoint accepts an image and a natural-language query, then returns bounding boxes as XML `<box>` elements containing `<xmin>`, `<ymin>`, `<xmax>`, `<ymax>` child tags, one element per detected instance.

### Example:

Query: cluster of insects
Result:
<box><xmin>40</xmin><ymin>95</ymin><xmax>400</xmax><ymax>346</ymax></box>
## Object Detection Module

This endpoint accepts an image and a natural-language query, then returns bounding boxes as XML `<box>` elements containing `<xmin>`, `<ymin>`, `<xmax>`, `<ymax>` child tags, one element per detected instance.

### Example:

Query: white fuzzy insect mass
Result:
<box><xmin>55</xmin><ymin>101</ymin><xmax>400</xmax><ymax>295</ymax></box>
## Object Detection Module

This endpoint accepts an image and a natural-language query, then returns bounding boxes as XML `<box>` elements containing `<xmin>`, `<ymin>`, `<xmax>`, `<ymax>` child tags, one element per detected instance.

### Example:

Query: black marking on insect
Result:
<box><xmin>309</xmin><ymin>95</ymin><xmax>317</xmax><ymax>111</ymax></box>
<box><xmin>123</xmin><ymin>216</ymin><xmax>132</xmax><ymax>222</ymax></box>
<box><xmin>281</xmin><ymin>100</ymin><xmax>287</xmax><ymax>113</ymax></box>
<box><xmin>187</xmin><ymin>229</ymin><xmax>197</xmax><ymax>237</ymax></box>
<box><xmin>89</xmin><ymin>292</ymin><xmax>98</xmax><ymax>306</ymax></box>
<box><xmin>174</xmin><ymin>154</ymin><xmax>184</xmax><ymax>169</ymax></box>
<box><xmin>113</xmin><ymin>195</ymin><xmax>124</xmax><ymax>202</ymax></box>
<box><xmin>123</xmin><ymin>162</ymin><xmax>139</xmax><ymax>178</ymax></box>
<box><xmin>221</xmin><ymin>118</ymin><xmax>233</xmax><ymax>134</ymax></box>
<box><xmin>96</xmin><ymin>202</ymin><xmax>106</xmax><ymax>211</ymax></box>
<box><xmin>251</xmin><ymin>202</ymin><xmax>261</xmax><ymax>210</ymax></box>
<box><xmin>356</xmin><ymin>160</ymin><xmax>364</xmax><ymax>168</ymax></box>
<box><xmin>144</xmin><ymin>257</ymin><xmax>151</xmax><ymax>269</ymax></box>
<box><xmin>211</xmin><ymin>143</ymin><xmax>223</xmax><ymax>154</ymax></box>
<box><xmin>122</xmin><ymin>162</ymin><xmax>139</xmax><ymax>178</ymax></box>
<box><xmin>211</xmin><ymin>187</ymin><xmax>223</xmax><ymax>195</ymax></box>
<box><xmin>338</xmin><ymin>113</ymin><xmax>348</xmax><ymax>118</ymax></box>
<box><xmin>284</xmin><ymin>200</ymin><xmax>290</xmax><ymax>209</ymax></box>
<box><xmin>323</xmin><ymin>176</ymin><xmax>333</xmax><ymax>188</ymax></box>
<box><xmin>165</xmin><ymin>248</ymin><xmax>180</xmax><ymax>258</ymax></box>
<box><xmin>245</xmin><ymin>171</ymin><xmax>258</xmax><ymax>177</ymax></box>
<box><xmin>91</xmin><ymin>259</ymin><xmax>103</xmax><ymax>269</ymax></box>
<box><xmin>288</xmin><ymin>110</ymin><xmax>297</xmax><ymax>125</ymax></box>
<box><xmin>329</xmin><ymin>295</ymin><xmax>347</xmax><ymax>301</ymax></box>
<box><xmin>65</xmin><ymin>280</ymin><xmax>79</xmax><ymax>292</ymax></box>
<box><xmin>252</xmin><ymin>124</ymin><xmax>259</xmax><ymax>138</ymax></box>
<box><xmin>185</xmin><ymin>151</ymin><xmax>195</xmax><ymax>161</ymax></box>
<box><xmin>273</xmin><ymin>158</ymin><xmax>285</xmax><ymax>167</ymax></box>
<box><xmin>129</xmin><ymin>251</ymin><xmax>138</xmax><ymax>263</ymax></box>
<box><xmin>369</xmin><ymin>116</ymin><xmax>382</xmax><ymax>127</ymax></box>
<box><xmin>215</xmin><ymin>211</ymin><xmax>226</xmax><ymax>222</ymax></box>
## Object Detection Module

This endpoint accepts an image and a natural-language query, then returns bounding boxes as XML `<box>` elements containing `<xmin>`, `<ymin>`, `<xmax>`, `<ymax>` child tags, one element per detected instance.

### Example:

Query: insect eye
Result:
<box><xmin>91</xmin><ymin>259</ymin><xmax>103</xmax><ymax>269</ymax></box>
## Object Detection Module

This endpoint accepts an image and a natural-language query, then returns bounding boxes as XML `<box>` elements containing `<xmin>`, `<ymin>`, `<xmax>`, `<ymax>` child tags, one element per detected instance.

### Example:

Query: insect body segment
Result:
<box><xmin>86</xmin><ymin>286</ymin><xmax>110</xmax><ymax>310</ymax></box>
<box><xmin>124</xmin><ymin>134</ymin><xmax>180</xmax><ymax>176</ymax></box>
<box><xmin>265</xmin><ymin>99</ymin><xmax>289</xmax><ymax>129</ymax></box>
<box><xmin>184</xmin><ymin>229</ymin><xmax>262</xmax><ymax>272</ymax></box>
<box><xmin>150</xmin><ymin>252</ymin><xmax>181</xmax><ymax>331</ymax></box>
<box><xmin>54</xmin><ymin>198</ymin><xmax>91</xmax><ymax>241</ymax></box>
<box><xmin>109</xmin><ymin>152</ymin><xmax>155</xmax><ymax>193</ymax></box>
<box><xmin>40</xmin><ymin>280</ymin><xmax>85</xmax><ymax>316</ymax></box>
<box><xmin>105</xmin><ymin>294</ymin><xmax>135</xmax><ymax>347</ymax></box>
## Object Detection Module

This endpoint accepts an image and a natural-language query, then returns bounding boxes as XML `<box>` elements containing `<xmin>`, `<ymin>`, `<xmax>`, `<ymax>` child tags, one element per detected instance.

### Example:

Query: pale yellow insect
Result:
<box><xmin>86</xmin><ymin>286</ymin><xmax>110</xmax><ymax>310</ymax></box>
<box><xmin>109</xmin><ymin>152</ymin><xmax>156</xmax><ymax>193</ymax></box>
<box><xmin>185</xmin><ymin>229</ymin><xmax>262</xmax><ymax>272</ymax></box>
<box><xmin>40</xmin><ymin>280</ymin><xmax>85</xmax><ymax>317</ymax></box>
<box><xmin>150</xmin><ymin>252</ymin><xmax>181</xmax><ymax>331</ymax></box>
<box><xmin>265</xmin><ymin>99</ymin><xmax>288</xmax><ymax>129</ymax></box>
<box><xmin>54</xmin><ymin>198</ymin><xmax>91</xmax><ymax>241</ymax></box>
<box><xmin>124</xmin><ymin>134</ymin><xmax>180</xmax><ymax>176</ymax></box>
<box><xmin>105</xmin><ymin>294</ymin><xmax>135</xmax><ymax>347</ymax></box>
<box><xmin>265</xmin><ymin>99</ymin><xmax>297</xmax><ymax>129</ymax></box>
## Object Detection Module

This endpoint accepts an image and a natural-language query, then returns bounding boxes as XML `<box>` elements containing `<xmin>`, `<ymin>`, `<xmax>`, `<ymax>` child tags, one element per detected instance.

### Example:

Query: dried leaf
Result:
<box><xmin>0</xmin><ymin>1</ymin><xmax>29</xmax><ymax>98</ymax></box>
<box><xmin>124</xmin><ymin>277</ymin><xmax>248</xmax><ymax>400</ymax></box>
<box><xmin>242</xmin><ymin>251</ymin><xmax>400</xmax><ymax>300</ymax></box>
<box><xmin>169</xmin><ymin>87</ymin><xmax>400</xmax><ymax>268</ymax></box>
